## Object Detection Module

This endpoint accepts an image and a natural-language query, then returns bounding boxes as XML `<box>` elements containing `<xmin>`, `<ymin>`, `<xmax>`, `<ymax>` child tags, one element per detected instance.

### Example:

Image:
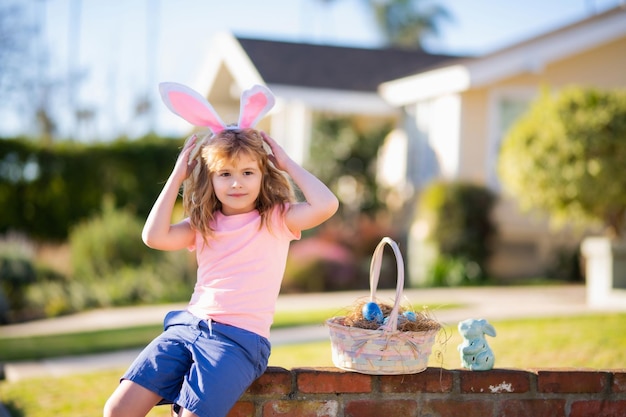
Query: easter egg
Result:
<box><xmin>403</xmin><ymin>311</ymin><xmax>417</xmax><ymax>322</ymax></box>
<box><xmin>362</xmin><ymin>302</ymin><xmax>383</xmax><ymax>323</ymax></box>
<box><xmin>384</xmin><ymin>315</ymin><xmax>407</xmax><ymax>329</ymax></box>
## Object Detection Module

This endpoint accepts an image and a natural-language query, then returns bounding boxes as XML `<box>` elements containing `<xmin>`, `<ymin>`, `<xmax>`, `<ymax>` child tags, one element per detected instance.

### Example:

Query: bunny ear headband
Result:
<box><xmin>158</xmin><ymin>82</ymin><xmax>275</xmax><ymax>134</ymax></box>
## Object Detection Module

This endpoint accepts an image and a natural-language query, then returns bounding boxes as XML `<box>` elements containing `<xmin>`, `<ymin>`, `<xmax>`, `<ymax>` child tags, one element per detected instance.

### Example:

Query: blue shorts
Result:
<box><xmin>122</xmin><ymin>310</ymin><xmax>271</xmax><ymax>417</ymax></box>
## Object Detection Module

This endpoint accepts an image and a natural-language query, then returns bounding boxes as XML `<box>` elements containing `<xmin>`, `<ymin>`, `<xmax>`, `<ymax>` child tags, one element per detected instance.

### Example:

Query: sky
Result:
<box><xmin>5</xmin><ymin>0</ymin><xmax>624</xmax><ymax>139</ymax></box>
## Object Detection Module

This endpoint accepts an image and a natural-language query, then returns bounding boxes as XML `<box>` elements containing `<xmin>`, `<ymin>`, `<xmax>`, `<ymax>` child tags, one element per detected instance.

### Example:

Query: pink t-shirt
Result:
<box><xmin>185</xmin><ymin>205</ymin><xmax>300</xmax><ymax>338</ymax></box>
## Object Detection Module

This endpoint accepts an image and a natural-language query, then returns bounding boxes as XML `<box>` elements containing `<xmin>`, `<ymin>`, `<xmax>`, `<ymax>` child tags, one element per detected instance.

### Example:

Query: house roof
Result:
<box><xmin>380</xmin><ymin>5</ymin><xmax>626</xmax><ymax>105</ymax></box>
<box><xmin>235</xmin><ymin>37</ymin><xmax>461</xmax><ymax>93</ymax></box>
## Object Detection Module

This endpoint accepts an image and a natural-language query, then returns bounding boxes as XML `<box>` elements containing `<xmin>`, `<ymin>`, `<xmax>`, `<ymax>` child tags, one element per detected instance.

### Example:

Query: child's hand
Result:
<box><xmin>261</xmin><ymin>131</ymin><xmax>292</xmax><ymax>172</ymax></box>
<box><xmin>172</xmin><ymin>134</ymin><xmax>198</xmax><ymax>182</ymax></box>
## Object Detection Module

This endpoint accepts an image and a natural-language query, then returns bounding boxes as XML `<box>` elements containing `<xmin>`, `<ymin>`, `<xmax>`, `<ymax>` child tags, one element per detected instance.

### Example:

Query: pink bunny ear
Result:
<box><xmin>159</xmin><ymin>82</ymin><xmax>226</xmax><ymax>134</ymax></box>
<box><xmin>238</xmin><ymin>85</ymin><xmax>275</xmax><ymax>129</ymax></box>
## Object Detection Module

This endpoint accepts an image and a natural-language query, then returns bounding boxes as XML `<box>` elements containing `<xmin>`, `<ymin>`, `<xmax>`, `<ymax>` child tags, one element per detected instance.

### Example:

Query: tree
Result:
<box><xmin>316</xmin><ymin>0</ymin><xmax>451</xmax><ymax>49</ymax></box>
<box><xmin>498</xmin><ymin>86</ymin><xmax>626</xmax><ymax>239</ymax></box>
<box><xmin>0</xmin><ymin>1</ymin><xmax>81</xmax><ymax>142</ymax></box>
<box><xmin>0</xmin><ymin>1</ymin><xmax>56</xmax><ymax>141</ymax></box>
<box><xmin>307</xmin><ymin>115</ymin><xmax>390</xmax><ymax>219</ymax></box>
<box><xmin>370</xmin><ymin>0</ymin><xmax>452</xmax><ymax>49</ymax></box>
<box><xmin>0</xmin><ymin>1</ymin><xmax>29</xmax><ymax>96</ymax></box>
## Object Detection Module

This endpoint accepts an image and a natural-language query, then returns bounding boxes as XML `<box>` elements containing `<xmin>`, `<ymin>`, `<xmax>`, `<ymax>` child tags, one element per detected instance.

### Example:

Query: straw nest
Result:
<box><xmin>337</xmin><ymin>299</ymin><xmax>441</xmax><ymax>332</ymax></box>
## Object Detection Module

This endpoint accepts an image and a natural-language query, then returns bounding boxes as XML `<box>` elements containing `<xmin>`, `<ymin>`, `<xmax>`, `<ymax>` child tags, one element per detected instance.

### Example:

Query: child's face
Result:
<box><xmin>211</xmin><ymin>153</ymin><xmax>263</xmax><ymax>215</ymax></box>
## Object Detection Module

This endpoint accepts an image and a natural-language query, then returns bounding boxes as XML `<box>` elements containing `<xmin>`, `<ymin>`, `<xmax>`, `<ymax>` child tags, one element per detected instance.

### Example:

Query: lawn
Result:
<box><xmin>1</xmin><ymin>313</ymin><xmax>624</xmax><ymax>417</ymax></box>
<box><xmin>268</xmin><ymin>313</ymin><xmax>626</xmax><ymax>370</ymax></box>
<box><xmin>0</xmin><ymin>308</ymin><xmax>344</xmax><ymax>362</ymax></box>
<box><xmin>0</xmin><ymin>303</ymin><xmax>452</xmax><ymax>362</ymax></box>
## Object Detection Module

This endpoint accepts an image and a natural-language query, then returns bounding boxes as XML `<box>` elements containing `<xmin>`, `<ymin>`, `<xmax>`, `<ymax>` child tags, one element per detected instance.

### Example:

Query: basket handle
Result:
<box><xmin>369</xmin><ymin>237</ymin><xmax>404</xmax><ymax>332</ymax></box>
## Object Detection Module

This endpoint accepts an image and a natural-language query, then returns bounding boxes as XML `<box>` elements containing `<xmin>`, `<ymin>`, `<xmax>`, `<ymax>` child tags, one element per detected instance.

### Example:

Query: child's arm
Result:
<box><xmin>262</xmin><ymin>132</ymin><xmax>339</xmax><ymax>232</ymax></box>
<box><xmin>142</xmin><ymin>136</ymin><xmax>197</xmax><ymax>251</ymax></box>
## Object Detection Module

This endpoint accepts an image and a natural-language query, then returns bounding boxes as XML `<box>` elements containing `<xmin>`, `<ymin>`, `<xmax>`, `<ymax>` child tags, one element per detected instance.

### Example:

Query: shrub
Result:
<box><xmin>428</xmin><ymin>255</ymin><xmax>483</xmax><ymax>287</ymax></box>
<box><xmin>0</xmin><ymin>202</ymin><xmax>196</xmax><ymax>321</ymax></box>
<box><xmin>0</xmin><ymin>135</ymin><xmax>183</xmax><ymax>241</ymax></box>
<box><xmin>498</xmin><ymin>86</ymin><xmax>626</xmax><ymax>238</ymax></box>
<box><xmin>25</xmin><ymin>281</ymin><xmax>79</xmax><ymax>318</ymax></box>
<box><xmin>66</xmin><ymin>203</ymin><xmax>195</xmax><ymax>306</ymax></box>
<box><xmin>69</xmin><ymin>201</ymin><xmax>160</xmax><ymax>282</ymax></box>
<box><xmin>410</xmin><ymin>181</ymin><xmax>496</xmax><ymax>286</ymax></box>
<box><xmin>0</xmin><ymin>234</ymin><xmax>37</xmax><ymax>322</ymax></box>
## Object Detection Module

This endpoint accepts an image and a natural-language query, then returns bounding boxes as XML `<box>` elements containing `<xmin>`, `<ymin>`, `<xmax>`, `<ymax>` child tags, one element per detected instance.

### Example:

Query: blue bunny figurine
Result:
<box><xmin>457</xmin><ymin>318</ymin><xmax>496</xmax><ymax>371</ymax></box>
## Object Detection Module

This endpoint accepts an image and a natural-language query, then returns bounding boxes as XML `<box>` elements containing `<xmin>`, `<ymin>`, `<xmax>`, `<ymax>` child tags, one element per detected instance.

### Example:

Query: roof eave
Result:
<box><xmin>269</xmin><ymin>84</ymin><xmax>397</xmax><ymax>115</ymax></box>
<box><xmin>193</xmin><ymin>32</ymin><xmax>267</xmax><ymax>98</ymax></box>
<box><xmin>381</xmin><ymin>6</ymin><xmax>626</xmax><ymax>105</ymax></box>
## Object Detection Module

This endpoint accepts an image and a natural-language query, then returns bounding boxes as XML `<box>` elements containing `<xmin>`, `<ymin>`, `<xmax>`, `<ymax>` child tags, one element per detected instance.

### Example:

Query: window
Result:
<box><xmin>487</xmin><ymin>88</ymin><xmax>535</xmax><ymax>189</ymax></box>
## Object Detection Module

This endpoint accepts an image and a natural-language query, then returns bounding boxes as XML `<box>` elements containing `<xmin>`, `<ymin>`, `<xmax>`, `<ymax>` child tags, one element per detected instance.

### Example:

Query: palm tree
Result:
<box><xmin>370</xmin><ymin>0</ymin><xmax>452</xmax><ymax>49</ymax></box>
<box><xmin>313</xmin><ymin>0</ymin><xmax>452</xmax><ymax>49</ymax></box>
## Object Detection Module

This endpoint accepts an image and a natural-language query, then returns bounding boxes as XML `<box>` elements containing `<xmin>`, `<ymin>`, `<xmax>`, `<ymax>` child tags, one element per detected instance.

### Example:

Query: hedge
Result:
<box><xmin>0</xmin><ymin>135</ymin><xmax>184</xmax><ymax>241</ymax></box>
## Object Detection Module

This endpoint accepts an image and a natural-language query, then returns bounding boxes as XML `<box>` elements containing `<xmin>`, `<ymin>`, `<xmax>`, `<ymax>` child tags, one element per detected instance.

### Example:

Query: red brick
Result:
<box><xmin>612</xmin><ymin>370</ymin><xmax>626</xmax><ymax>393</ymax></box>
<box><xmin>537</xmin><ymin>370</ymin><xmax>608</xmax><ymax>393</ymax></box>
<box><xmin>295</xmin><ymin>367</ymin><xmax>372</xmax><ymax>394</ymax></box>
<box><xmin>499</xmin><ymin>399</ymin><xmax>566</xmax><ymax>417</ymax></box>
<box><xmin>227</xmin><ymin>401</ymin><xmax>255</xmax><ymax>417</ymax></box>
<box><xmin>263</xmin><ymin>400</ymin><xmax>338</xmax><ymax>417</ymax></box>
<box><xmin>421</xmin><ymin>399</ymin><xmax>494</xmax><ymax>417</ymax></box>
<box><xmin>380</xmin><ymin>367</ymin><xmax>453</xmax><ymax>393</ymax></box>
<box><xmin>460</xmin><ymin>369</ymin><xmax>530</xmax><ymax>394</ymax></box>
<box><xmin>247</xmin><ymin>367</ymin><xmax>292</xmax><ymax>395</ymax></box>
<box><xmin>570</xmin><ymin>400</ymin><xmax>626</xmax><ymax>417</ymax></box>
<box><xmin>345</xmin><ymin>399</ymin><xmax>418</xmax><ymax>417</ymax></box>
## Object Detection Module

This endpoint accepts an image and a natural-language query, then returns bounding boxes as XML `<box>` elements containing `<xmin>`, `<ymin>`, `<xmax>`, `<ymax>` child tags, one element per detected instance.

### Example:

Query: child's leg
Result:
<box><xmin>170</xmin><ymin>403</ymin><xmax>198</xmax><ymax>417</ymax></box>
<box><xmin>103</xmin><ymin>380</ymin><xmax>162</xmax><ymax>417</ymax></box>
<box><xmin>179</xmin><ymin>407</ymin><xmax>199</xmax><ymax>417</ymax></box>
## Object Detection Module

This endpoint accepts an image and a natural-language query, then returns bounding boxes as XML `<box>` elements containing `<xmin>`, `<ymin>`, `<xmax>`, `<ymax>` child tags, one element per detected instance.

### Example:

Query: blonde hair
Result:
<box><xmin>182</xmin><ymin>128</ymin><xmax>295</xmax><ymax>240</ymax></box>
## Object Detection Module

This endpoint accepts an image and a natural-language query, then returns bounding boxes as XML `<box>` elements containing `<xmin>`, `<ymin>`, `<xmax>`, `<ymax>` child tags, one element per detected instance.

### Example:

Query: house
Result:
<box><xmin>379</xmin><ymin>5</ymin><xmax>626</xmax><ymax>282</ymax></box>
<box><xmin>193</xmin><ymin>5</ymin><xmax>626</xmax><ymax>283</ymax></box>
<box><xmin>192</xmin><ymin>32</ymin><xmax>461</xmax><ymax>164</ymax></box>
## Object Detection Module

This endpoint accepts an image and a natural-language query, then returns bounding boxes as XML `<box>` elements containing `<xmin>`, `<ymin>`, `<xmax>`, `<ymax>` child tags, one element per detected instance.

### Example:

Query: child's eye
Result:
<box><xmin>219</xmin><ymin>172</ymin><xmax>231</xmax><ymax>177</ymax></box>
<box><xmin>244</xmin><ymin>171</ymin><xmax>254</xmax><ymax>176</ymax></box>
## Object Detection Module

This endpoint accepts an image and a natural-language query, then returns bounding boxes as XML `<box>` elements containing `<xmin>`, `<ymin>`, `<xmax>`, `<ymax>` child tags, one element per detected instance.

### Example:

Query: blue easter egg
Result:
<box><xmin>403</xmin><ymin>311</ymin><xmax>417</xmax><ymax>322</ymax></box>
<box><xmin>384</xmin><ymin>315</ymin><xmax>407</xmax><ymax>329</ymax></box>
<box><xmin>362</xmin><ymin>302</ymin><xmax>383</xmax><ymax>323</ymax></box>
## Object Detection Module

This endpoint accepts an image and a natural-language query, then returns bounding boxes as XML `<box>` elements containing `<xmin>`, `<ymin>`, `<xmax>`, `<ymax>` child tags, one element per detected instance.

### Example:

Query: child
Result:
<box><xmin>103</xmin><ymin>84</ymin><xmax>339</xmax><ymax>417</ymax></box>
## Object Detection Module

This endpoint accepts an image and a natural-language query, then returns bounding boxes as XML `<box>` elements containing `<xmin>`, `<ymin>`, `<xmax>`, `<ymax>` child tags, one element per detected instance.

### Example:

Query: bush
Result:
<box><xmin>546</xmin><ymin>246</ymin><xmax>583</xmax><ymax>282</ymax></box>
<box><xmin>0</xmin><ymin>234</ymin><xmax>38</xmax><ymax>322</ymax></box>
<box><xmin>428</xmin><ymin>255</ymin><xmax>483</xmax><ymax>287</ymax></box>
<box><xmin>0</xmin><ymin>135</ymin><xmax>183</xmax><ymax>241</ymax></box>
<box><xmin>0</xmin><ymin>188</ymin><xmax>197</xmax><ymax>322</ymax></box>
<box><xmin>410</xmin><ymin>181</ymin><xmax>496</xmax><ymax>286</ymax></box>
<box><xmin>68</xmin><ymin>203</ymin><xmax>195</xmax><ymax>302</ymax></box>
<box><xmin>307</xmin><ymin>116</ymin><xmax>390</xmax><ymax>217</ymax></box>
<box><xmin>69</xmin><ymin>201</ymin><xmax>160</xmax><ymax>282</ymax></box>
<box><xmin>282</xmin><ymin>215</ymin><xmax>401</xmax><ymax>293</ymax></box>
<box><xmin>498</xmin><ymin>86</ymin><xmax>626</xmax><ymax>238</ymax></box>
<box><xmin>25</xmin><ymin>281</ymin><xmax>82</xmax><ymax>318</ymax></box>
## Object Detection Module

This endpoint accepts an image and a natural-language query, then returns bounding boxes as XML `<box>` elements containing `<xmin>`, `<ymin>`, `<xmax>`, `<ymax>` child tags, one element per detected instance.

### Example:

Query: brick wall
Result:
<box><xmin>228</xmin><ymin>367</ymin><xmax>626</xmax><ymax>417</ymax></box>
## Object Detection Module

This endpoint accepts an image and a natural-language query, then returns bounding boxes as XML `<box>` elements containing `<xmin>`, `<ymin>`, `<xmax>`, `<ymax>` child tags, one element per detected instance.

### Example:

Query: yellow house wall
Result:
<box><xmin>457</xmin><ymin>35</ymin><xmax>626</xmax><ymax>280</ymax></box>
<box><xmin>539</xmin><ymin>36</ymin><xmax>626</xmax><ymax>88</ymax></box>
<box><xmin>457</xmin><ymin>90</ymin><xmax>489</xmax><ymax>183</ymax></box>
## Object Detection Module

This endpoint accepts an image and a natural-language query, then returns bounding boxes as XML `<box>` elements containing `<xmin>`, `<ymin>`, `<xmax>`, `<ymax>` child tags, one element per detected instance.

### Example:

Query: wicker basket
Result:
<box><xmin>326</xmin><ymin>237</ymin><xmax>440</xmax><ymax>375</ymax></box>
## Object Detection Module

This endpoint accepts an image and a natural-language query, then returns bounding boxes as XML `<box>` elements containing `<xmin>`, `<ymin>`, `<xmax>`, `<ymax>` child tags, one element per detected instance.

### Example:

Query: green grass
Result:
<box><xmin>0</xmin><ymin>308</ymin><xmax>340</xmax><ymax>362</ymax></box>
<box><xmin>0</xmin><ymin>325</ymin><xmax>163</xmax><ymax>361</ymax></box>
<box><xmin>0</xmin><ymin>369</ymin><xmax>173</xmax><ymax>417</ymax></box>
<box><xmin>431</xmin><ymin>313</ymin><xmax>626</xmax><ymax>370</ymax></box>
<box><xmin>0</xmin><ymin>304</ymin><xmax>451</xmax><ymax>361</ymax></box>
<box><xmin>1</xmin><ymin>313</ymin><xmax>624</xmax><ymax>417</ymax></box>
<box><xmin>268</xmin><ymin>313</ymin><xmax>626</xmax><ymax>370</ymax></box>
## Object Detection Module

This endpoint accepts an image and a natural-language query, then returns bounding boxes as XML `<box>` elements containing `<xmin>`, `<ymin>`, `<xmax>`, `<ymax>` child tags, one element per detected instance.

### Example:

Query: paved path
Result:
<box><xmin>1</xmin><ymin>285</ymin><xmax>624</xmax><ymax>381</ymax></box>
